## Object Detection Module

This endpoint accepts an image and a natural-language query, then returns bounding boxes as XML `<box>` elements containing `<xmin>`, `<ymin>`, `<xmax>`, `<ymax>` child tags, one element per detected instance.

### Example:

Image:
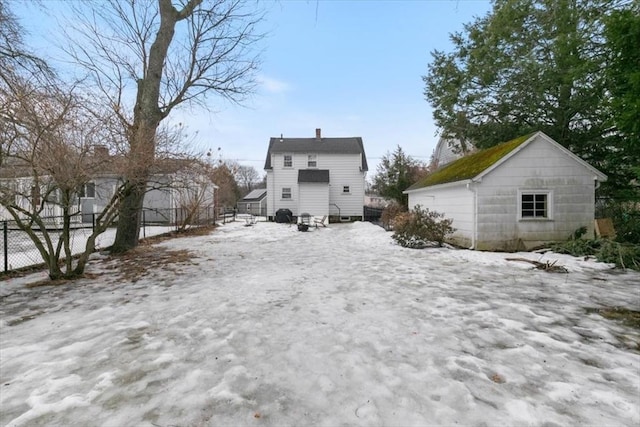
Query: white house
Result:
<box><xmin>1</xmin><ymin>154</ymin><xmax>217</xmax><ymax>226</ymax></box>
<box><xmin>264</xmin><ymin>128</ymin><xmax>368</xmax><ymax>221</ymax></box>
<box><xmin>431</xmin><ymin>136</ymin><xmax>475</xmax><ymax>168</ymax></box>
<box><xmin>405</xmin><ymin>131</ymin><xmax>607</xmax><ymax>251</ymax></box>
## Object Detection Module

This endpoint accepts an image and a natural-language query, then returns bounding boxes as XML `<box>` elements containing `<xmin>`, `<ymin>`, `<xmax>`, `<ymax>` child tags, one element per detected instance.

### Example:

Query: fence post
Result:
<box><xmin>3</xmin><ymin>221</ymin><xmax>7</xmax><ymax>273</ymax></box>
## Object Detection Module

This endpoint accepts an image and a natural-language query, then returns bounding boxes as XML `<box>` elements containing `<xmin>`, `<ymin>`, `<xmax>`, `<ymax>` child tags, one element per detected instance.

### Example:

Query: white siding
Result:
<box><xmin>407</xmin><ymin>134</ymin><xmax>603</xmax><ymax>250</ymax></box>
<box><xmin>267</xmin><ymin>153</ymin><xmax>299</xmax><ymax>215</ymax></box>
<box><xmin>475</xmin><ymin>137</ymin><xmax>598</xmax><ymax>250</ymax></box>
<box><xmin>266</xmin><ymin>151</ymin><xmax>365</xmax><ymax>218</ymax></box>
<box><xmin>266</xmin><ymin>170</ymin><xmax>275</xmax><ymax>216</ymax></box>
<box><xmin>324</xmin><ymin>153</ymin><xmax>365</xmax><ymax>218</ymax></box>
<box><xmin>298</xmin><ymin>183</ymin><xmax>329</xmax><ymax>217</ymax></box>
<box><xmin>408</xmin><ymin>183</ymin><xmax>474</xmax><ymax>248</ymax></box>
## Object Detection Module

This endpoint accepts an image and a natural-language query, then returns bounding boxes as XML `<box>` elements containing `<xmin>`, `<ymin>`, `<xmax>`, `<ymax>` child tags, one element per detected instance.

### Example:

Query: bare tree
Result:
<box><xmin>161</xmin><ymin>160</ymin><xmax>217</xmax><ymax>230</ymax></box>
<box><xmin>235</xmin><ymin>164</ymin><xmax>260</xmax><ymax>194</ymax></box>
<box><xmin>209</xmin><ymin>161</ymin><xmax>240</xmax><ymax>209</ymax></box>
<box><xmin>0</xmin><ymin>1</ymin><xmax>54</xmax><ymax>168</ymax></box>
<box><xmin>1</xmin><ymin>1</ymin><xmax>129</xmax><ymax>279</ymax></box>
<box><xmin>0</xmin><ymin>78</ymin><xmax>124</xmax><ymax>279</ymax></box>
<box><xmin>62</xmin><ymin>0</ymin><xmax>263</xmax><ymax>253</ymax></box>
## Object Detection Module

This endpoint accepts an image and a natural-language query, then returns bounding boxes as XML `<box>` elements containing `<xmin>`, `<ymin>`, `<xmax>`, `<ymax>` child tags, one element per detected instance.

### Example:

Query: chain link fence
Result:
<box><xmin>1</xmin><ymin>207</ymin><xmax>217</xmax><ymax>274</ymax></box>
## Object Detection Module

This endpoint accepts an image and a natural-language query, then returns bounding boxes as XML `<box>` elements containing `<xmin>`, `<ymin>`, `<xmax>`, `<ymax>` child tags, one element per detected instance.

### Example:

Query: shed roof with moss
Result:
<box><xmin>406</xmin><ymin>133</ymin><xmax>534</xmax><ymax>191</ymax></box>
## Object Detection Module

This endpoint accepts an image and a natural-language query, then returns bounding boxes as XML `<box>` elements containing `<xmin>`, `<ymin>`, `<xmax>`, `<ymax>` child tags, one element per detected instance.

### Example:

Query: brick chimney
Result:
<box><xmin>315</xmin><ymin>128</ymin><xmax>321</xmax><ymax>140</ymax></box>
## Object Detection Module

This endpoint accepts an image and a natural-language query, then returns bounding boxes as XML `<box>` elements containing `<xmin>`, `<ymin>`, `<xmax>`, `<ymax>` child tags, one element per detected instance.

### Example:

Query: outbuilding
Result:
<box><xmin>404</xmin><ymin>132</ymin><xmax>607</xmax><ymax>251</ymax></box>
<box><xmin>237</xmin><ymin>188</ymin><xmax>267</xmax><ymax>216</ymax></box>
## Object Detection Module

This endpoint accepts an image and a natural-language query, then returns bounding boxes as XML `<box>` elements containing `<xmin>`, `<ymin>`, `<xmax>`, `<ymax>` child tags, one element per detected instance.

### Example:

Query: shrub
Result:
<box><xmin>614</xmin><ymin>207</ymin><xmax>640</xmax><ymax>244</ymax></box>
<box><xmin>597</xmin><ymin>240</ymin><xmax>640</xmax><ymax>270</ymax></box>
<box><xmin>392</xmin><ymin>205</ymin><xmax>455</xmax><ymax>248</ymax></box>
<box><xmin>381</xmin><ymin>201</ymin><xmax>406</xmax><ymax>231</ymax></box>
<box><xmin>597</xmin><ymin>199</ymin><xmax>640</xmax><ymax>244</ymax></box>
<box><xmin>551</xmin><ymin>239</ymin><xmax>640</xmax><ymax>270</ymax></box>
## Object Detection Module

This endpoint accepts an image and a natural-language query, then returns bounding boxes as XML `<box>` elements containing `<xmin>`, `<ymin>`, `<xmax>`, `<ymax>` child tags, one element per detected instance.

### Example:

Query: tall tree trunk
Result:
<box><xmin>111</xmin><ymin>0</ymin><xmax>180</xmax><ymax>253</ymax></box>
<box><xmin>111</xmin><ymin>180</ymin><xmax>146</xmax><ymax>253</ymax></box>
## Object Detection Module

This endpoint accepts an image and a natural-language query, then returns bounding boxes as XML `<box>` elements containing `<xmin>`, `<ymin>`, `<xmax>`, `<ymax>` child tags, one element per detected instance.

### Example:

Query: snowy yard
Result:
<box><xmin>1</xmin><ymin>221</ymin><xmax>639</xmax><ymax>427</ymax></box>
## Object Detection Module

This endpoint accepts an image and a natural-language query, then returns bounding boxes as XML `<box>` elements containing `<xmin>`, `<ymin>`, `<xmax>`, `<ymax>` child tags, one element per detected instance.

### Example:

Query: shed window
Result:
<box><xmin>342</xmin><ymin>186</ymin><xmax>350</xmax><ymax>194</ymax></box>
<box><xmin>521</xmin><ymin>193</ymin><xmax>548</xmax><ymax>218</ymax></box>
<box><xmin>283</xmin><ymin>154</ymin><xmax>293</xmax><ymax>168</ymax></box>
<box><xmin>307</xmin><ymin>154</ymin><xmax>317</xmax><ymax>168</ymax></box>
<box><xmin>282</xmin><ymin>187</ymin><xmax>292</xmax><ymax>199</ymax></box>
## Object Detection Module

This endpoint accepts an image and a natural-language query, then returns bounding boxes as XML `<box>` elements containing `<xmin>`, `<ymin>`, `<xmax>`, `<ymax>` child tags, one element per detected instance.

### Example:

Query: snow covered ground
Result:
<box><xmin>1</xmin><ymin>220</ymin><xmax>639</xmax><ymax>427</ymax></box>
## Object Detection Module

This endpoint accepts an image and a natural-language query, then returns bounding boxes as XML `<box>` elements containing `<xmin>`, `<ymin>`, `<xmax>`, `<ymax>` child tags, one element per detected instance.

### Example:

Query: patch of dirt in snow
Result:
<box><xmin>103</xmin><ymin>244</ymin><xmax>198</xmax><ymax>283</ymax></box>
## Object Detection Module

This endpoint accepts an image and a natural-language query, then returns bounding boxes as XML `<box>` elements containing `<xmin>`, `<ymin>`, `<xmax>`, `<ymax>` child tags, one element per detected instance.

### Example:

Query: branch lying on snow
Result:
<box><xmin>505</xmin><ymin>257</ymin><xmax>568</xmax><ymax>273</ymax></box>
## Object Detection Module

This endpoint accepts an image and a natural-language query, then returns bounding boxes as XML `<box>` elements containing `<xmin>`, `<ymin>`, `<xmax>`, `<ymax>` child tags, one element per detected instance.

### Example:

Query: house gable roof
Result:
<box><xmin>406</xmin><ymin>131</ymin><xmax>607</xmax><ymax>192</ymax></box>
<box><xmin>298</xmin><ymin>169</ymin><xmax>330</xmax><ymax>183</ymax></box>
<box><xmin>264</xmin><ymin>137</ymin><xmax>368</xmax><ymax>171</ymax></box>
<box><xmin>241</xmin><ymin>188</ymin><xmax>267</xmax><ymax>201</ymax></box>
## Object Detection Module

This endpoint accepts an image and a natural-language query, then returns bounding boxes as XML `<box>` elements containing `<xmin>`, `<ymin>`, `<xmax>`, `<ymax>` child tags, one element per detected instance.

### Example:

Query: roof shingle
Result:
<box><xmin>264</xmin><ymin>137</ymin><xmax>368</xmax><ymax>171</ymax></box>
<box><xmin>406</xmin><ymin>133</ymin><xmax>533</xmax><ymax>191</ymax></box>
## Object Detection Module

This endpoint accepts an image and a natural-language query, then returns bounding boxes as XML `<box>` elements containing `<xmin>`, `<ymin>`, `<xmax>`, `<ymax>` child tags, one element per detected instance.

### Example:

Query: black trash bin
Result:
<box><xmin>275</xmin><ymin>208</ymin><xmax>293</xmax><ymax>223</ymax></box>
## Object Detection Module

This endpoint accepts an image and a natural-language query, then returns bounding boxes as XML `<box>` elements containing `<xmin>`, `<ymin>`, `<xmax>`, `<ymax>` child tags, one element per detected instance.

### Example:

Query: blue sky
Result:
<box><xmin>14</xmin><ymin>0</ymin><xmax>492</xmax><ymax>177</ymax></box>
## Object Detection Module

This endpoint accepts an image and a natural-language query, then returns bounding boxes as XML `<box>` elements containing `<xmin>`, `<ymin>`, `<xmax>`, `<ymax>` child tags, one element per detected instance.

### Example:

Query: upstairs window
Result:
<box><xmin>307</xmin><ymin>154</ymin><xmax>317</xmax><ymax>168</ymax></box>
<box><xmin>521</xmin><ymin>192</ymin><xmax>548</xmax><ymax>218</ymax></box>
<box><xmin>283</xmin><ymin>154</ymin><xmax>293</xmax><ymax>168</ymax></box>
<box><xmin>282</xmin><ymin>187</ymin><xmax>292</xmax><ymax>199</ymax></box>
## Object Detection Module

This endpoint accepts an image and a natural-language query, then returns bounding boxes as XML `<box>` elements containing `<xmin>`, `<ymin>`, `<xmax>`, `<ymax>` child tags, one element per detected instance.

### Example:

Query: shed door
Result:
<box><xmin>298</xmin><ymin>183</ymin><xmax>329</xmax><ymax>217</ymax></box>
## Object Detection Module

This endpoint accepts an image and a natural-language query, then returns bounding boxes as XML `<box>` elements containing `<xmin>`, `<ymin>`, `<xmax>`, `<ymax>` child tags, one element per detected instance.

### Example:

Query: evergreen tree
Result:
<box><xmin>372</xmin><ymin>146</ymin><xmax>427</xmax><ymax>208</ymax></box>
<box><xmin>424</xmin><ymin>0</ymin><xmax>634</xmax><ymax>198</ymax></box>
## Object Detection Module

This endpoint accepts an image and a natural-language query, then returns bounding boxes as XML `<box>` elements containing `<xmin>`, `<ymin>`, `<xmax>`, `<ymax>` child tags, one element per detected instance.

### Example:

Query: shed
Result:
<box><xmin>237</xmin><ymin>188</ymin><xmax>267</xmax><ymax>216</ymax></box>
<box><xmin>404</xmin><ymin>132</ymin><xmax>607</xmax><ymax>251</ymax></box>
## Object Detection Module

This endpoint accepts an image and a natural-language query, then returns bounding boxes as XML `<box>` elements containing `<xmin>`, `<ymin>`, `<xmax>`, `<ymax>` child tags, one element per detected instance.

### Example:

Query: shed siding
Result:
<box><xmin>475</xmin><ymin>138</ymin><xmax>597</xmax><ymax>250</ymax></box>
<box><xmin>408</xmin><ymin>184</ymin><xmax>474</xmax><ymax>248</ymax></box>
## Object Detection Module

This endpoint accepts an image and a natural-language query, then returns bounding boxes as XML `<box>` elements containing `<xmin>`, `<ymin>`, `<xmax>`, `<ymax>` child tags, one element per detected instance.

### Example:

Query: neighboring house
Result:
<box><xmin>364</xmin><ymin>194</ymin><xmax>391</xmax><ymax>208</ymax></box>
<box><xmin>87</xmin><ymin>159</ymin><xmax>217</xmax><ymax>225</ymax></box>
<box><xmin>0</xmin><ymin>152</ymin><xmax>217</xmax><ymax>226</ymax></box>
<box><xmin>237</xmin><ymin>188</ymin><xmax>267</xmax><ymax>216</ymax></box>
<box><xmin>405</xmin><ymin>131</ymin><xmax>607</xmax><ymax>251</ymax></box>
<box><xmin>264</xmin><ymin>128</ymin><xmax>368</xmax><ymax>221</ymax></box>
<box><xmin>430</xmin><ymin>136</ymin><xmax>475</xmax><ymax>169</ymax></box>
<box><xmin>0</xmin><ymin>159</ymin><xmax>81</xmax><ymax>223</ymax></box>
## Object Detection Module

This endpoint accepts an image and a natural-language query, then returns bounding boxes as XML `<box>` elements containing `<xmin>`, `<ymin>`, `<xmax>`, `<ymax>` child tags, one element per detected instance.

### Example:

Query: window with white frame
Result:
<box><xmin>520</xmin><ymin>191</ymin><xmax>551</xmax><ymax>219</ymax></box>
<box><xmin>342</xmin><ymin>185</ymin><xmax>350</xmax><ymax>194</ymax></box>
<box><xmin>283</xmin><ymin>154</ymin><xmax>293</xmax><ymax>168</ymax></box>
<box><xmin>307</xmin><ymin>154</ymin><xmax>317</xmax><ymax>168</ymax></box>
<box><xmin>282</xmin><ymin>187</ymin><xmax>292</xmax><ymax>199</ymax></box>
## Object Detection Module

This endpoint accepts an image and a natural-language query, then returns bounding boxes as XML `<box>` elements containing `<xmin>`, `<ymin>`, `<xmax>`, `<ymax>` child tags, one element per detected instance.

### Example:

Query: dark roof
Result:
<box><xmin>264</xmin><ymin>137</ymin><xmax>368</xmax><ymax>171</ymax></box>
<box><xmin>298</xmin><ymin>169</ymin><xmax>330</xmax><ymax>183</ymax></box>
<box><xmin>241</xmin><ymin>188</ymin><xmax>267</xmax><ymax>201</ymax></box>
<box><xmin>406</xmin><ymin>133</ymin><xmax>533</xmax><ymax>191</ymax></box>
